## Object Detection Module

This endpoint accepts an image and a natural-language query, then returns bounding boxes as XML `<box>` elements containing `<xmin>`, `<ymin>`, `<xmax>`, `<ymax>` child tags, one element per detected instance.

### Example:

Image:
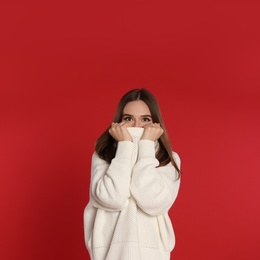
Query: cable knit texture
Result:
<box><xmin>84</xmin><ymin>127</ymin><xmax>181</xmax><ymax>260</ymax></box>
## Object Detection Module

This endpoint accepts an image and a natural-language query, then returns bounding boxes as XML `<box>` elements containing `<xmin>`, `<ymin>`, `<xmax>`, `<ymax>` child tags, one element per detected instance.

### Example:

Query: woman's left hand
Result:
<box><xmin>141</xmin><ymin>123</ymin><xmax>164</xmax><ymax>141</ymax></box>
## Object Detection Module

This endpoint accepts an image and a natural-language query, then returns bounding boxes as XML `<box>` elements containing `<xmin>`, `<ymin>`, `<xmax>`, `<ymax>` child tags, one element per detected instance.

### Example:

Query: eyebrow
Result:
<box><xmin>122</xmin><ymin>114</ymin><xmax>152</xmax><ymax>118</ymax></box>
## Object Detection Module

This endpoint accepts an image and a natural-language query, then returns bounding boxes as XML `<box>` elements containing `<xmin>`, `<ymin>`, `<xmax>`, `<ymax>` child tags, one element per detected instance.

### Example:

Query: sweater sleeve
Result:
<box><xmin>130</xmin><ymin>140</ymin><xmax>181</xmax><ymax>216</ymax></box>
<box><xmin>90</xmin><ymin>141</ymin><xmax>133</xmax><ymax>211</ymax></box>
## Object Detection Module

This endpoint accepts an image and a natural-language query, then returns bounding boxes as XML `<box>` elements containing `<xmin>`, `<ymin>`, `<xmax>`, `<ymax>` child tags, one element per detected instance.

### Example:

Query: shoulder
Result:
<box><xmin>91</xmin><ymin>151</ymin><xmax>109</xmax><ymax>169</ymax></box>
<box><xmin>172</xmin><ymin>151</ymin><xmax>181</xmax><ymax>168</ymax></box>
<box><xmin>91</xmin><ymin>151</ymin><xmax>99</xmax><ymax>161</ymax></box>
<box><xmin>91</xmin><ymin>151</ymin><xmax>104</xmax><ymax>164</ymax></box>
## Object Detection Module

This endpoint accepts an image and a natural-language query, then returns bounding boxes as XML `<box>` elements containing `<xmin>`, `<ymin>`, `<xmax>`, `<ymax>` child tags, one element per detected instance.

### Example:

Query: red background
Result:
<box><xmin>1</xmin><ymin>0</ymin><xmax>260</xmax><ymax>259</ymax></box>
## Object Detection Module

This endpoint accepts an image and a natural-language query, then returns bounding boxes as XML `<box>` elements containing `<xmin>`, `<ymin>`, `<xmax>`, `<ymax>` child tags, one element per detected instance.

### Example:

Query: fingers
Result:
<box><xmin>109</xmin><ymin>122</ymin><xmax>119</xmax><ymax>135</ymax></box>
<box><xmin>111</xmin><ymin>121</ymin><xmax>132</xmax><ymax>128</ymax></box>
<box><xmin>143</xmin><ymin>122</ymin><xmax>161</xmax><ymax>129</ymax></box>
<box><xmin>141</xmin><ymin>123</ymin><xmax>164</xmax><ymax>141</ymax></box>
<box><xmin>109</xmin><ymin>122</ymin><xmax>132</xmax><ymax>141</ymax></box>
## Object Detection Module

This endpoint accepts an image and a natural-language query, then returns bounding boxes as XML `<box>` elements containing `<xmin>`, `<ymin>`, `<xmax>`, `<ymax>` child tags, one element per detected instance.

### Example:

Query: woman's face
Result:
<box><xmin>121</xmin><ymin>100</ymin><xmax>153</xmax><ymax>127</ymax></box>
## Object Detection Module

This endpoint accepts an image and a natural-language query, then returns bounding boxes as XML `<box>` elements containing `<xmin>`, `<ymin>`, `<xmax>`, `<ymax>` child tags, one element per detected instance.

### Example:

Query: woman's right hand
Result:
<box><xmin>109</xmin><ymin>122</ymin><xmax>133</xmax><ymax>142</ymax></box>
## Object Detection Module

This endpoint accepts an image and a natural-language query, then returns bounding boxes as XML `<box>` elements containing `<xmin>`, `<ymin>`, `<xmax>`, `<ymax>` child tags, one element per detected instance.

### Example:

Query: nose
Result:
<box><xmin>133</xmin><ymin>120</ymin><xmax>142</xmax><ymax>127</ymax></box>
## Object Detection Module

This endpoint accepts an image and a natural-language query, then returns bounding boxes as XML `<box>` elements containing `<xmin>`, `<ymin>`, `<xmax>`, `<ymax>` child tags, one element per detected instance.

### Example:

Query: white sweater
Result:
<box><xmin>83</xmin><ymin>127</ymin><xmax>181</xmax><ymax>260</ymax></box>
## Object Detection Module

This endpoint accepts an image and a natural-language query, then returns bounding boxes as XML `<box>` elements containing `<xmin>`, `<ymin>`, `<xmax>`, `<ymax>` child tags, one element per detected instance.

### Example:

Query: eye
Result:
<box><xmin>142</xmin><ymin>117</ymin><xmax>152</xmax><ymax>122</ymax></box>
<box><xmin>122</xmin><ymin>116</ymin><xmax>133</xmax><ymax>121</ymax></box>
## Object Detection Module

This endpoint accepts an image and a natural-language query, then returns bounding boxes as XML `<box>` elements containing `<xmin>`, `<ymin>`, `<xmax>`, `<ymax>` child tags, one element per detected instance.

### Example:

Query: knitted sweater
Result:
<box><xmin>83</xmin><ymin>127</ymin><xmax>181</xmax><ymax>260</ymax></box>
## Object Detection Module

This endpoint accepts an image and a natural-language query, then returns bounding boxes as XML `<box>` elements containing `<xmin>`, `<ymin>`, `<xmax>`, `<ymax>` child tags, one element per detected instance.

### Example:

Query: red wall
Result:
<box><xmin>1</xmin><ymin>1</ymin><xmax>259</xmax><ymax>259</ymax></box>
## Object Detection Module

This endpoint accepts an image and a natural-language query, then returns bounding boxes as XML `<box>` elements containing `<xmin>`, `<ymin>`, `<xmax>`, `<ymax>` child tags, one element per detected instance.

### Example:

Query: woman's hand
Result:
<box><xmin>141</xmin><ymin>123</ymin><xmax>164</xmax><ymax>141</ymax></box>
<box><xmin>109</xmin><ymin>122</ymin><xmax>133</xmax><ymax>142</ymax></box>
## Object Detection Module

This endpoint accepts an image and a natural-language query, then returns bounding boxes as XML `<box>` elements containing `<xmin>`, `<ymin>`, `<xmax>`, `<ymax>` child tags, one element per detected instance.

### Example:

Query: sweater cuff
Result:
<box><xmin>115</xmin><ymin>141</ymin><xmax>134</xmax><ymax>159</ymax></box>
<box><xmin>138</xmin><ymin>140</ymin><xmax>156</xmax><ymax>158</ymax></box>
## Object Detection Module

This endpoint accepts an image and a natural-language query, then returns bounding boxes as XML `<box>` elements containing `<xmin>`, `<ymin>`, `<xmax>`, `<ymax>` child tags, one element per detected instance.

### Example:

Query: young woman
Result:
<box><xmin>83</xmin><ymin>88</ymin><xmax>181</xmax><ymax>260</ymax></box>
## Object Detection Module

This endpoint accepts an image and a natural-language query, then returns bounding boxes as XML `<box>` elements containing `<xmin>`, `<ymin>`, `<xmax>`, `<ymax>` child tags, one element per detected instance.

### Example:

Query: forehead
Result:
<box><xmin>123</xmin><ymin>100</ymin><xmax>151</xmax><ymax>115</ymax></box>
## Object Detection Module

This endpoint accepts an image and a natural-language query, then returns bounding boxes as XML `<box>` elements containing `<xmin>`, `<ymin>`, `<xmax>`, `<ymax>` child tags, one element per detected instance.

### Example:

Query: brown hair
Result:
<box><xmin>95</xmin><ymin>88</ymin><xmax>180</xmax><ymax>178</ymax></box>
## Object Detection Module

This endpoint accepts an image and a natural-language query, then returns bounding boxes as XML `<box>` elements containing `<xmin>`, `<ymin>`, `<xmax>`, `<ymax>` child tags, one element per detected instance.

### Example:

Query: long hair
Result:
<box><xmin>95</xmin><ymin>88</ymin><xmax>181</xmax><ymax>178</ymax></box>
